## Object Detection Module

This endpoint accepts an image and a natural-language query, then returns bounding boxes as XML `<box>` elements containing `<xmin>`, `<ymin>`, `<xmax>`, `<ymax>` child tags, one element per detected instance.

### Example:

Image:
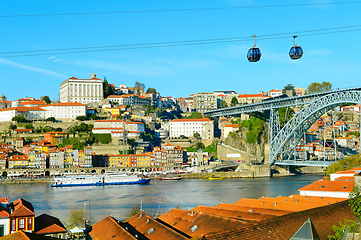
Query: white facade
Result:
<box><xmin>92</xmin><ymin>120</ymin><xmax>144</xmax><ymax>135</ymax></box>
<box><xmin>59</xmin><ymin>73</ymin><xmax>104</xmax><ymax>104</ymax></box>
<box><xmin>0</xmin><ymin>217</ymin><xmax>10</xmax><ymax>236</ymax></box>
<box><xmin>42</xmin><ymin>103</ymin><xmax>87</xmax><ymax>121</ymax></box>
<box><xmin>299</xmin><ymin>190</ymin><xmax>350</xmax><ymax>198</ymax></box>
<box><xmin>169</xmin><ymin>118</ymin><xmax>214</xmax><ymax>139</ymax></box>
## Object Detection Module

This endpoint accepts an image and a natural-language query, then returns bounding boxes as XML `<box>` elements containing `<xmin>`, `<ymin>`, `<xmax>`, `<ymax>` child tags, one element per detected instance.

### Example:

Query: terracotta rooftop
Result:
<box><xmin>89</xmin><ymin>216</ymin><xmax>140</xmax><ymax>240</ymax></box>
<box><xmin>191</xmin><ymin>205</ymin><xmax>277</xmax><ymax>222</ymax></box>
<box><xmin>10</xmin><ymin>198</ymin><xmax>35</xmax><ymax>217</ymax></box>
<box><xmin>157</xmin><ymin>209</ymin><xmax>248</xmax><ymax>237</ymax></box>
<box><xmin>126</xmin><ymin>211</ymin><xmax>190</xmax><ymax>240</ymax></box>
<box><xmin>35</xmin><ymin>213</ymin><xmax>67</xmax><ymax>234</ymax></box>
<box><xmin>298</xmin><ymin>180</ymin><xmax>354</xmax><ymax>192</ymax></box>
<box><xmin>201</xmin><ymin>200</ymin><xmax>354</xmax><ymax>240</ymax></box>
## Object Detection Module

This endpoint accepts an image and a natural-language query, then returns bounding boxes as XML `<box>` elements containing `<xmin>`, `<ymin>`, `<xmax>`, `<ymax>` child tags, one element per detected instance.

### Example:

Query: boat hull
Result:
<box><xmin>51</xmin><ymin>175</ymin><xmax>151</xmax><ymax>187</ymax></box>
<box><xmin>157</xmin><ymin>177</ymin><xmax>182</xmax><ymax>180</ymax></box>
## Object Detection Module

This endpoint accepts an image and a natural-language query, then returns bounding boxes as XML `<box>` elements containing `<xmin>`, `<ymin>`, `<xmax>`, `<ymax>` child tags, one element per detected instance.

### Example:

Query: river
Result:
<box><xmin>0</xmin><ymin>174</ymin><xmax>323</xmax><ymax>224</ymax></box>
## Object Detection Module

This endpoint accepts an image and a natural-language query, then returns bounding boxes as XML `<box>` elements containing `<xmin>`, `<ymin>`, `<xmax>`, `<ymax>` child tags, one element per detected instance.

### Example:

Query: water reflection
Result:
<box><xmin>0</xmin><ymin>174</ymin><xmax>323</xmax><ymax>223</ymax></box>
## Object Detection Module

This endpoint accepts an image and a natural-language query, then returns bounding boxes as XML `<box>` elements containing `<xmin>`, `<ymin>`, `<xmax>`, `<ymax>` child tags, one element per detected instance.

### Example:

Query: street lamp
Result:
<box><xmin>83</xmin><ymin>203</ymin><xmax>87</xmax><ymax>220</ymax></box>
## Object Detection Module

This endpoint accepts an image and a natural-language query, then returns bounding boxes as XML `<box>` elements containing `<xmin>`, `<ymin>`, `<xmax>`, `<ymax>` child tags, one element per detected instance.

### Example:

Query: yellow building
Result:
<box><xmin>78</xmin><ymin>150</ymin><xmax>85</xmax><ymax>167</ymax></box>
<box><xmin>108</xmin><ymin>154</ymin><xmax>129</xmax><ymax>167</ymax></box>
<box><xmin>27</xmin><ymin>150</ymin><xmax>36</xmax><ymax>168</ymax></box>
<box><xmin>136</xmin><ymin>154</ymin><xmax>151</xmax><ymax>167</ymax></box>
<box><xmin>65</xmin><ymin>145</ymin><xmax>73</xmax><ymax>168</ymax></box>
<box><xmin>8</xmin><ymin>155</ymin><xmax>28</xmax><ymax>169</ymax></box>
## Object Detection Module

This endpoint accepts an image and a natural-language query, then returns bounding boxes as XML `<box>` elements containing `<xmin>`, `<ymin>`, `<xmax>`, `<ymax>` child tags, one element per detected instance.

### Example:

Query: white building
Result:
<box><xmin>0</xmin><ymin>107</ymin><xmax>47</xmax><ymax>122</ymax></box>
<box><xmin>59</xmin><ymin>72</ymin><xmax>104</xmax><ymax>104</ymax></box>
<box><xmin>107</xmin><ymin>95</ymin><xmax>150</xmax><ymax>107</ymax></box>
<box><xmin>0</xmin><ymin>197</ymin><xmax>10</xmax><ymax>236</ymax></box>
<box><xmin>92</xmin><ymin>120</ymin><xmax>144</xmax><ymax>136</ymax></box>
<box><xmin>193</xmin><ymin>93</ymin><xmax>218</xmax><ymax>113</ymax></box>
<box><xmin>169</xmin><ymin>118</ymin><xmax>214</xmax><ymax>140</ymax></box>
<box><xmin>42</xmin><ymin>102</ymin><xmax>87</xmax><ymax>121</ymax></box>
<box><xmin>268</xmin><ymin>89</ymin><xmax>283</xmax><ymax>98</ymax></box>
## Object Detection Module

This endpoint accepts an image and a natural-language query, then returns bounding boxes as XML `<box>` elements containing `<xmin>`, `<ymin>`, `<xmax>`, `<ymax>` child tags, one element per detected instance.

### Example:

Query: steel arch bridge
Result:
<box><xmin>205</xmin><ymin>88</ymin><xmax>361</xmax><ymax>166</ymax></box>
<box><xmin>270</xmin><ymin>90</ymin><xmax>361</xmax><ymax>166</ymax></box>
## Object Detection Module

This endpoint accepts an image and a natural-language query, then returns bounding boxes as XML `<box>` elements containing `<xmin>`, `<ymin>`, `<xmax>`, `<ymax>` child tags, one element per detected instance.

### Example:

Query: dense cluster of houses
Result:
<box><xmin>0</xmin><ymin>132</ymin><xmax>211</xmax><ymax>171</ymax></box>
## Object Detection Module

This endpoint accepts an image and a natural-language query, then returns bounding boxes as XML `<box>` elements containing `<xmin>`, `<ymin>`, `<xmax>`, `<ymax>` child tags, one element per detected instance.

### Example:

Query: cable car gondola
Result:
<box><xmin>289</xmin><ymin>35</ymin><xmax>303</xmax><ymax>60</ymax></box>
<box><xmin>247</xmin><ymin>35</ymin><xmax>261</xmax><ymax>62</ymax></box>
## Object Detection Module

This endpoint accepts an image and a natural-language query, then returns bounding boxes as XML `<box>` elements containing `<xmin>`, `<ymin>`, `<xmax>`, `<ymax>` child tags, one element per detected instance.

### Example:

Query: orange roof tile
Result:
<box><xmin>126</xmin><ymin>211</ymin><xmax>189</xmax><ymax>240</ymax></box>
<box><xmin>35</xmin><ymin>213</ymin><xmax>67</xmax><ymax>234</ymax></box>
<box><xmin>89</xmin><ymin>216</ymin><xmax>138</xmax><ymax>240</ymax></box>
<box><xmin>298</xmin><ymin>180</ymin><xmax>354</xmax><ymax>192</ymax></box>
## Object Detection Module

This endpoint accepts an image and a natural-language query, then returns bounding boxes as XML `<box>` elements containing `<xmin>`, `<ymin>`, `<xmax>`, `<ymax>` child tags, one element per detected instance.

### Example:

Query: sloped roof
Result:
<box><xmin>157</xmin><ymin>209</ymin><xmax>247</xmax><ymax>237</ymax></box>
<box><xmin>191</xmin><ymin>205</ymin><xmax>274</xmax><ymax>222</ymax></box>
<box><xmin>10</xmin><ymin>198</ymin><xmax>34</xmax><ymax>217</ymax></box>
<box><xmin>89</xmin><ymin>216</ymin><xmax>140</xmax><ymax>240</ymax></box>
<box><xmin>298</xmin><ymin>180</ymin><xmax>354</xmax><ymax>193</ymax></box>
<box><xmin>126</xmin><ymin>211</ymin><xmax>190</xmax><ymax>240</ymax></box>
<box><xmin>201</xmin><ymin>200</ymin><xmax>353</xmax><ymax>240</ymax></box>
<box><xmin>0</xmin><ymin>205</ymin><xmax>10</xmax><ymax>218</ymax></box>
<box><xmin>35</xmin><ymin>213</ymin><xmax>67</xmax><ymax>234</ymax></box>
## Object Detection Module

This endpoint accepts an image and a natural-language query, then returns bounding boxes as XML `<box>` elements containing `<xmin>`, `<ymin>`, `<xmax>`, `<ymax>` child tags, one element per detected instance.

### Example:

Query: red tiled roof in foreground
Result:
<box><xmin>35</xmin><ymin>213</ymin><xmax>67</xmax><ymax>234</ymax></box>
<box><xmin>201</xmin><ymin>200</ymin><xmax>354</xmax><ymax>240</ymax></box>
<box><xmin>89</xmin><ymin>216</ymin><xmax>137</xmax><ymax>240</ymax></box>
<box><xmin>10</xmin><ymin>198</ymin><xmax>34</xmax><ymax>217</ymax></box>
<box><xmin>126</xmin><ymin>211</ymin><xmax>190</xmax><ymax>240</ymax></box>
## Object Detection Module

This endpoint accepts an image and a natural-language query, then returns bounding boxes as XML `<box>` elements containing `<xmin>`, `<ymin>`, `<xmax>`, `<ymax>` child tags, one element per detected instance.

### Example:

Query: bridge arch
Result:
<box><xmin>270</xmin><ymin>90</ymin><xmax>361</xmax><ymax>165</ymax></box>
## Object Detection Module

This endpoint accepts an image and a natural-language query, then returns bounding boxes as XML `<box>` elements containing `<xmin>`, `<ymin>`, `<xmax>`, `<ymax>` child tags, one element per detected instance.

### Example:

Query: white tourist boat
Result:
<box><xmin>51</xmin><ymin>174</ymin><xmax>151</xmax><ymax>187</ymax></box>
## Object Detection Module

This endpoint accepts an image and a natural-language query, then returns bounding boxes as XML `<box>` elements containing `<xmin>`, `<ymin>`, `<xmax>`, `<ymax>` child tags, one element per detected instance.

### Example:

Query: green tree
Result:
<box><xmin>326</xmin><ymin>154</ymin><xmax>361</xmax><ymax>175</ymax></box>
<box><xmin>46</xmin><ymin>117</ymin><xmax>56</xmax><ymax>122</ymax></box>
<box><xmin>67</xmin><ymin>207</ymin><xmax>87</xmax><ymax>228</ymax></box>
<box><xmin>231</xmin><ymin>97</ymin><xmax>239</xmax><ymax>107</ymax></box>
<box><xmin>185</xmin><ymin>112</ymin><xmax>203</xmax><ymax>119</ymax></box>
<box><xmin>220</xmin><ymin>100</ymin><xmax>228</xmax><ymax>109</ymax></box>
<box><xmin>24</xmin><ymin>123</ymin><xmax>33</xmax><ymax>129</ymax></box>
<box><xmin>147</xmin><ymin>88</ymin><xmax>157</xmax><ymax>93</ymax></box>
<box><xmin>90</xmin><ymin>114</ymin><xmax>98</xmax><ymax>120</ymax></box>
<box><xmin>193</xmin><ymin>132</ymin><xmax>201</xmax><ymax>140</ymax></box>
<box><xmin>126</xmin><ymin>204</ymin><xmax>141</xmax><ymax>220</ymax></box>
<box><xmin>328</xmin><ymin>219</ymin><xmax>357</xmax><ymax>240</ymax></box>
<box><xmin>282</xmin><ymin>84</ymin><xmax>295</xmax><ymax>96</ymax></box>
<box><xmin>9</xmin><ymin>124</ymin><xmax>16</xmax><ymax>130</ymax></box>
<box><xmin>76</xmin><ymin>116</ymin><xmax>87</xmax><ymax>121</ymax></box>
<box><xmin>12</xmin><ymin>116</ymin><xmax>26</xmax><ymax>123</ymax></box>
<box><xmin>42</xmin><ymin>96</ymin><xmax>51</xmax><ymax>104</ymax></box>
<box><xmin>195</xmin><ymin>142</ymin><xmax>205</xmax><ymax>149</ymax></box>
<box><xmin>103</xmin><ymin>78</ymin><xmax>115</xmax><ymax>98</ymax></box>
<box><xmin>306</xmin><ymin>81</ymin><xmax>332</xmax><ymax>94</ymax></box>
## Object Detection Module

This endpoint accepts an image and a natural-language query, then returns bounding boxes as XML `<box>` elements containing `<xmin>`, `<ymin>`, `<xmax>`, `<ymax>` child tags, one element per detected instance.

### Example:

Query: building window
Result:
<box><xmin>11</xmin><ymin>219</ymin><xmax>16</xmax><ymax>231</ymax></box>
<box><xmin>27</xmin><ymin>217</ymin><xmax>32</xmax><ymax>230</ymax></box>
<box><xmin>18</xmin><ymin>218</ymin><xmax>25</xmax><ymax>230</ymax></box>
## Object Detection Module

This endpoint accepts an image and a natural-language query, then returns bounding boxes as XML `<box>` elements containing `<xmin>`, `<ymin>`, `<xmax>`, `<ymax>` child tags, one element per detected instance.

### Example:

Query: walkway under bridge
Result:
<box><xmin>205</xmin><ymin>87</ymin><xmax>361</xmax><ymax>166</ymax></box>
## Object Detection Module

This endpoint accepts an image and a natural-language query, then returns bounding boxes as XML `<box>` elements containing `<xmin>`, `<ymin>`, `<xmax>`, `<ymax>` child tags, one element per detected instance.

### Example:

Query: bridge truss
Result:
<box><xmin>205</xmin><ymin>88</ymin><xmax>361</xmax><ymax>166</ymax></box>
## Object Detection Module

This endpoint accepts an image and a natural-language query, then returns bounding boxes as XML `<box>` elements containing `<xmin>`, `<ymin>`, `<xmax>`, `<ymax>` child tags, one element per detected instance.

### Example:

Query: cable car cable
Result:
<box><xmin>1</xmin><ymin>1</ymin><xmax>361</xmax><ymax>18</ymax></box>
<box><xmin>1</xmin><ymin>26</ymin><xmax>361</xmax><ymax>58</ymax></box>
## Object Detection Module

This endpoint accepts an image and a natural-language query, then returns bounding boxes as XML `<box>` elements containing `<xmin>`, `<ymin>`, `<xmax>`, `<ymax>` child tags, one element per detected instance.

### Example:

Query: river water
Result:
<box><xmin>0</xmin><ymin>174</ymin><xmax>323</xmax><ymax>224</ymax></box>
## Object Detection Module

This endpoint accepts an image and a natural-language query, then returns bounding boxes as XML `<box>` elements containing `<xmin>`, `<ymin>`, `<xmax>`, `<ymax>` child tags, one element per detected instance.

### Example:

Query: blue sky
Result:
<box><xmin>1</xmin><ymin>0</ymin><xmax>361</xmax><ymax>101</ymax></box>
